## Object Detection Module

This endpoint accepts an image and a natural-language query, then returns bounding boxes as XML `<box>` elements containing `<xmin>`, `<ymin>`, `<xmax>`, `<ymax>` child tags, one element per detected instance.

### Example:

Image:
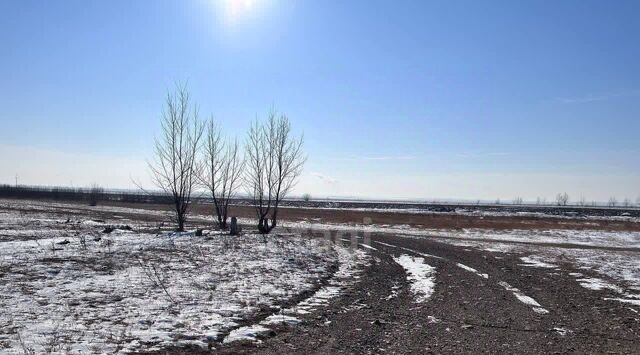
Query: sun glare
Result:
<box><xmin>220</xmin><ymin>0</ymin><xmax>258</xmax><ymax>23</ymax></box>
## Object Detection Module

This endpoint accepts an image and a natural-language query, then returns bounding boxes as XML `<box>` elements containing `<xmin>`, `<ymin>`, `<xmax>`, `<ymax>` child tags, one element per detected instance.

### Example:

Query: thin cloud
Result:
<box><xmin>555</xmin><ymin>90</ymin><xmax>640</xmax><ymax>104</ymax></box>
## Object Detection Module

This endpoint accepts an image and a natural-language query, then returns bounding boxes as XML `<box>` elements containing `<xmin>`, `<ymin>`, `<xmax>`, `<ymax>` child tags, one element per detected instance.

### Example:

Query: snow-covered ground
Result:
<box><xmin>0</xmin><ymin>204</ymin><xmax>367</xmax><ymax>353</ymax></box>
<box><xmin>274</xmin><ymin>204</ymin><xmax>640</xmax><ymax>223</ymax></box>
<box><xmin>222</xmin><ymin>246</ymin><xmax>370</xmax><ymax>344</ymax></box>
<box><xmin>287</xmin><ymin>220</ymin><xmax>640</xmax><ymax>249</ymax></box>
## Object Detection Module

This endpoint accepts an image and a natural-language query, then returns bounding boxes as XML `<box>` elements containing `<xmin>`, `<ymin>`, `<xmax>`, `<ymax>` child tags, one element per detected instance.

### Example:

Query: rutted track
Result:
<box><xmin>221</xmin><ymin>231</ymin><xmax>640</xmax><ymax>354</ymax></box>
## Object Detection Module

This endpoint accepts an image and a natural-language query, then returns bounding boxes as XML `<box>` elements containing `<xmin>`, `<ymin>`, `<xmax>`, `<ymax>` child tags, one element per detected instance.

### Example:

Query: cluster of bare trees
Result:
<box><xmin>147</xmin><ymin>84</ymin><xmax>305</xmax><ymax>233</ymax></box>
<box><xmin>556</xmin><ymin>192</ymin><xmax>570</xmax><ymax>206</ymax></box>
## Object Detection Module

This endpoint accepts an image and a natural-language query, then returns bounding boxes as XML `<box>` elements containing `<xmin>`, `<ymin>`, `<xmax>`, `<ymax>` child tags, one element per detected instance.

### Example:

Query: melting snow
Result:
<box><xmin>577</xmin><ymin>278</ymin><xmax>624</xmax><ymax>293</ymax></box>
<box><xmin>498</xmin><ymin>281</ymin><xmax>549</xmax><ymax>314</ymax></box>
<box><xmin>374</xmin><ymin>240</ymin><xmax>443</xmax><ymax>260</ymax></box>
<box><xmin>393</xmin><ymin>254</ymin><xmax>436</xmax><ymax>303</ymax></box>
<box><xmin>223</xmin><ymin>246</ymin><xmax>369</xmax><ymax>344</ymax></box>
<box><xmin>553</xmin><ymin>327</ymin><xmax>572</xmax><ymax>336</ymax></box>
<box><xmin>0</xmin><ymin>205</ymin><xmax>341</xmax><ymax>353</ymax></box>
<box><xmin>519</xmin><ymin>256</ymin><xmax>558</xmax><ymax>269</ymax></box>
<box><xmin>262</xmin><ymin>314</ymin><xmax>302</xmax><ymax>326</ymax></box>
<box><xmin>456</xmin><ymin>263</ymin><xmax>489</xmax><ymax>279</ymax></box>
<box><xmin>604</xmin><ymin>298</ymin><xmax>640</xmax><ymax>306</ymax></box>
<box><xmin>223</xmin><ymin>325</ymin><xmax>271</xmax><ymax>344</ymax></box>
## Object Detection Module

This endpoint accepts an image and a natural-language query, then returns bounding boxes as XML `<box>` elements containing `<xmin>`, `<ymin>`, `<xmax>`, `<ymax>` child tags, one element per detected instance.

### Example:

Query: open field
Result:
<box><xmin>0</xmin><ymin>198</ymin><xmax>639</xmax><ymax>353</ymax></box>
<box><xmin>4</xmin><ymin>196</ymin><xmax>638</xmax><ymax>231</ymax></box>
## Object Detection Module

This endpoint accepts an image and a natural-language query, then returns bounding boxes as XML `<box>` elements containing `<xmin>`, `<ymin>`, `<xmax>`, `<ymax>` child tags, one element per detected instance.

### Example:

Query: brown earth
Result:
<box><xmin>9</xmin><ymin>198</ymin><xmax>638</xmax><ymax>232</ymax></box>
<box><xmin>215</xmin><ymin>232</ymin><xmax>639</xmax><ymax>354</ymax></box>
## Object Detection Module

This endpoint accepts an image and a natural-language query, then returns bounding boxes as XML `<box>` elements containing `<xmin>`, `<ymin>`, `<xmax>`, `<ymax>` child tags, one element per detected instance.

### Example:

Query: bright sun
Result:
<box><xmin>221</xmin><ymin>0</ymin><xmax>258</xmax><ymax>22</ymax></box>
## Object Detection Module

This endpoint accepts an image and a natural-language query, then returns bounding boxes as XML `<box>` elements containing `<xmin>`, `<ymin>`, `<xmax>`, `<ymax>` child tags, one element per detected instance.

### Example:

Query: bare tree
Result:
<box><xmin>556</xmin><ymin>192</ymin><xmax>569</xmax><ymax>206</ymax></box>
<box><xmin>245</xmin><ymin>112</ymin><xmax>305</xmax><ymax>234</ymax></box>
<box><xmin>302</xmin><ymin>193</ymin><xmax>311</xmax><ymax>202</ymax></box>
<box><xmin>199</xmin><ymin>118</ymin><xmax>244</xmax><ymax>229</ymax></box>
<box><xmin>608</xmin><ymin>196</ymin><xmax>618</xmax><ymax>207</ymax></box>
<box><xmin>148</xmin><ymin>84</ymin><xmax>204</xmax><ymax>231</ymax></box>
<box><xmin>513</xmin><ymin>197</ymin><xmax>523</xmax><ymax>205</ymax></box>
<box><xmin>623</xmin><ymin>198</ymin><xmax>631</xmax><ymax>208</ymax></box>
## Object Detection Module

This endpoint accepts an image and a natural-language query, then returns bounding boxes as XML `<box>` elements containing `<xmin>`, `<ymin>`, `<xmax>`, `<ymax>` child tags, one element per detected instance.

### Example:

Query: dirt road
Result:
<box><xmin>221</xmin><ymin>232</ymin><xmax>639</xmax><ymax>354</ymax></box>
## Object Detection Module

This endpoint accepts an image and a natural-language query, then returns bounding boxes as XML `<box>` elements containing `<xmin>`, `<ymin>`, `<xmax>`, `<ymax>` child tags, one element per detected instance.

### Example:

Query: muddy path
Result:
<box><xmin>220</xmin><ymin>232</ymin><xmax>640</xmax><ymax>354</ymax></box>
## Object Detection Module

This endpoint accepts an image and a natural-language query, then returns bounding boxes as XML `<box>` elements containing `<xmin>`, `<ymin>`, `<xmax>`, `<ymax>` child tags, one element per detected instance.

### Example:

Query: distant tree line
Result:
<box><xmin>0</xmin><ymin>184</ymin><xmax>174</xmax><ymax>205</ymax></box>
<box><xmin>498</xmin><ymin>192</ymin><xmax>640</xmax><ymax>208</ymax></box>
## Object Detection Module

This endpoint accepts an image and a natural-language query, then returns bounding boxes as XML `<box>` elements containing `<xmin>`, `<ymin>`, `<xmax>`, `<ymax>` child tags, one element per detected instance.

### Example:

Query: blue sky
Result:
<box><xmin>1</xmin><ymin>0</ymin><xmax>639</xmax><ymax>201</ymax></box>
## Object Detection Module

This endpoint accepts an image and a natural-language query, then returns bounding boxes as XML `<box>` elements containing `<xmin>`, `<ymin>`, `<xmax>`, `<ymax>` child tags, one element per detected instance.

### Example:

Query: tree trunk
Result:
<box><xmin>176</xmin><ymin>205</ymin><xmax>185</xmax><ymax>231</ymax></box>
<box><xmin>258</xmin><ymin>217</ymin><xmax>270</xmax><ymax>234</ymax></box>
<box><xmin>218</xmin><ymin>207</ymin><xmax>228</xmax><ymax>230</ymax></box>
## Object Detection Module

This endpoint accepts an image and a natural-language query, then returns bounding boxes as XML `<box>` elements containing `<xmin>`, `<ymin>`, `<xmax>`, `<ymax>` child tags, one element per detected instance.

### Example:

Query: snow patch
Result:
<box><xmin>498</xmin><ymin>281</ymin><xmax>549</xmax><ymax>314</ymax></box>
<box><xmin>393</xmin><ymin>254</ymin><xmax>436</xmax><ymax>303</ymax></box>
<box><xmin>0</xmin><ymin>206</ymin><xmax>338</xmax><ymax>353</ymax></box>
<box><xmin>374</xmin><ymin>240</ymin><xmax>443</xmax><ymax>260</ymax></box>
<box><xmin>456</xmin><ymin>263</ymin><xmax>489</xmax><ymax>279</ymax></box>
<box><xmin>262</xmin><ymin>314</ymin><xmax>302</xmax><ymax>326</ymax></box>
<box><xmin>604</xmin><ymin>298</ymin><xmax>640</xmax><ymax>306</ymax></box>
<box><xmin>285</xmin><ymin>247</ymin><xmax>369</xmax><ymax>315</ymax></box>
<box><xmin>577</xmin><ymin>278</ymin><xmax>624</xmax><ymax>293</ymax></box>
<box><xmin>519</xmin><ymin>256</ymin><xmax>558</xmax><ymax>269</ymax></box>
<box><xmin>223</xmin><ymin>325</ymin><xmax>271</xmax><ymax>344</ymax></box>
<box><xmin>553</xmin><ymin>327</ymin><xmax>572</xmax><ymax>336</ymax></box>
<box><xmin>359</xmin><ymin>243</ymin><xmax>377</xmax><ymax>251</ymax></box>
<box><xmin>222</xmin><ymin>245</ymin><xmax>369</xmax><ymax>344</ymax></box>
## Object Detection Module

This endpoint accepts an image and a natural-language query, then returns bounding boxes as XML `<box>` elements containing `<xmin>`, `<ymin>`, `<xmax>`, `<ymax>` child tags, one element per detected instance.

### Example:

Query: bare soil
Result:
<box><xmin>10</xmin><ymin>198</ymin><xmax>640</xmax><ymax>232</ymax></box>
<box><xmin>218</xmin><ymin>232</ymin><xmax>640</xmax><ymax>354</ymax></box>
